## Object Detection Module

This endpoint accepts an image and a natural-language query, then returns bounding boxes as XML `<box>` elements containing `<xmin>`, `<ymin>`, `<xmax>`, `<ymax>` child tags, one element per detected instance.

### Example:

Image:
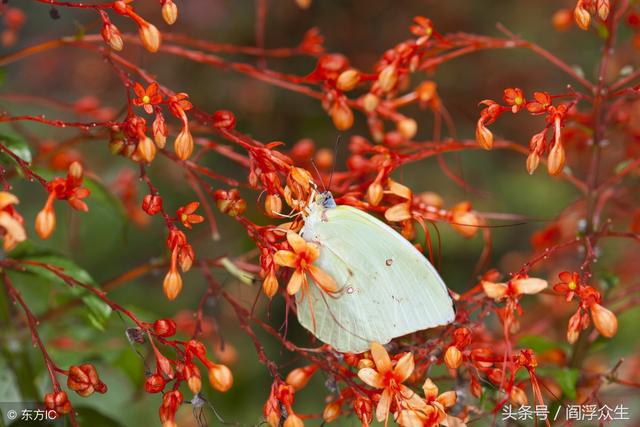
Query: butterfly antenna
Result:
<box><xmin>310</xmin><ymin>158</ymin><xmax>326</xmax><ymax>192</ymax></box>
<box><xmin>328</xmin><ymin>135</ymin><xmax>341</xmax><ymax>191</ymax></box>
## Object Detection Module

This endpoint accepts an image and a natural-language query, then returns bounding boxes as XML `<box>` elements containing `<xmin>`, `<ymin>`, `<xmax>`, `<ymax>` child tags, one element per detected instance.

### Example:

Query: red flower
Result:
<box><xmin>168</xmin><ymin>92</ymin><xmax>193</xmax><ymax>120</ymax></box>
<box><xmin>133</xmin><ymin>82</ymin><xmax>162</xmax><ymax>114</ymax></box>
<box><xmin>553</xmin><ymin>271</ymin><xmax>581</xmax><ymax>301</ymax></box>
<box><xmin>176</xmin><ymin>202</ymin><xmax>204</xmax><ymax>229</ymax></box>
<box><xmin>503</xmin><ymin>87</ymin><xmax>525</xmax><ymax>113</ymax></box>
<box><xmin>526</xmin><ymin>91</ymin><xmax>552</xmax><ymax>114</ymax></box>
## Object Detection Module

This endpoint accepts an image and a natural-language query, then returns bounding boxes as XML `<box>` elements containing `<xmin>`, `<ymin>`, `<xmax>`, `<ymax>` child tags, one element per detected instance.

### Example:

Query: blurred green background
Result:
<box><xmin>1</xmin><ymin>0</ymin><xmax>639</xmax><ymax>426</ymax></box>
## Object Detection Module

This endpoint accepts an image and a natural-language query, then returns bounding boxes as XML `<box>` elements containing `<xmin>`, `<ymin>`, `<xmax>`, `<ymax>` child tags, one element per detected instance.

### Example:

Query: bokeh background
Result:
<box><xmin>1</xmin><ymin>1</ymin><xmax>639</xmax><ymax>426</ymax></box>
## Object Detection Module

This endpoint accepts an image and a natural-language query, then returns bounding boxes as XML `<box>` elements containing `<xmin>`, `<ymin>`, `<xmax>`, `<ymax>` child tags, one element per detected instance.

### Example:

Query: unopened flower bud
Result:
<box><xmin>136</xmin><ymin>137</ymin><xmax>157</xmax><ymax>163</ymax></box>
<box><xmin>101</xmin><ymin>23</ymin><xmax>123</xmax><ymax>51</ymax></box>
<box><xmin>547</xmin><ymin>142</ymin><xmax>565</xmax><ymax>175</ymax></box>
<box><xmin>451</xmin><ymin>203</ymin><xmax>479</xmax><ymax>238</ymax></box>
<box><xmin>174</xmin><ymin>128</ymin><xmax>194</xmax><ymax>160</ymax></box>
<box><xmin>323</xmin><ymin>401</ymin><xmax>341</xmax><ymax>423</ymax></box>
<box><xmin>144</xmin><ymin>374</ymin><xmax>166</xmax><ymax>393</ymax></box>
<box><xmin>142</xmin><ymin>194</ymin><xmax>163</xmax><ymax>215</ymax></box>
<box><xmin>163</xmin><ymin>269</ymin><xmax>183</xmax><ymax>300</ymax></box>
<box><xmin>284</xmin><ymin>413</ymin><xmax>304</xmax><ymax>427</ymax></box>
<box><xmin>590</xmin><ymin>303</ymin><xmax>618</xmax><ymax>338</ymax></box>
<box><xmin>444</xmin><ymin>346</ymin><xmax>463</xmax><ymax>369</ymax></box>
<box><xmin>397</xmin><ymin>118</ymin><xmax>417</xmax><ymax>139</ymax></box>
<box><xmin>330</xmin><ymin>101</ymin><xmax>354</xmax><ymax>131</ymax></box>
<box><xmin>336</xmin><ymin>69</ymin><xmax>360</xmax><ymax>92</ymax></box>
<box><xmin>35</xmin><ymin>206</ymin><xmax>56</xmax><ymax>239</ymax></box>
<box><xmin>44</xmin><ymin>391</ymin><xmax>72</xmax><ymax>415</ymax></box>
<box><xmin>509</xmin><ymin>386</ymin><xmax>528</xmax><ymax>406</ymax></box>
<box><xmin>264</xmin><ymin>194</ymin><xmax>283</xmax><ymax>218</ymax></box>
<box><xmin>208</xmin><ymin>363</ymin><xmax>233</xmax><ymax>392</ymax></box>
<box><xmin>367</xmin><ymin>181</ymin><xmax>383</xmax><ymax>206</ymax></box>
<box><xmin>67</xmin><ymin>364</ymin><xmax>107</xmax><ymax>397</ymax></box>
<box><xmin>212</xmin><ymin>110</ymin><xmax>237</xmax><ymax>129</ymax></box>
<box><xmin>362</xmin><ymin>93</ymin><xmax>380</xmax><ymax>112</ymax></box>
<box><xmin>476</xmin><ymin>119</ymin><xmax>493</xmax><ymax>150</ymax></box>
<box><xmin>285</xmin><ymin>365</ymin><xmax>318</xmax><ymax>391</ymax></box>
<box><xmin>139</xmin><ymin>22</ymin><xmax>161</xmax><ymax>52</ymax></box>
<box><xmin>526</xmin><ymin>152</ymin><xmax>540</xmax><ymax>175</ymax></box>
<box><xmin>378</xmin><ymin>64</ymin><xmax>398</xmax><ymax>92</ymax></box>
<box><xmin>262</xmin><ymin>272</ymin><xmax>279</xmax><ymax>298</ymax></box>
<box><xmin>153</xmin><ymin>319</ymin><xmax>177</xmax><ymax>337</ymax></box>
<box><xmin>574</xmin><ymin>4</ymin><xmax>591</xmax><ymax>30</ymax></box>
<box><xmin>162</xmin><ymin>0</ymin><xmax>178</xmax><ymax>25</ymax></box>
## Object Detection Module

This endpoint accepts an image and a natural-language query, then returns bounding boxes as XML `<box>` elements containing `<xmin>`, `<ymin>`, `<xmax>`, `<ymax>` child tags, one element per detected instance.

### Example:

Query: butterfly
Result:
<box><xmin>294</xmin><ymin>190</ymin><xmax>455</xmax><ymax>353</ymax></box>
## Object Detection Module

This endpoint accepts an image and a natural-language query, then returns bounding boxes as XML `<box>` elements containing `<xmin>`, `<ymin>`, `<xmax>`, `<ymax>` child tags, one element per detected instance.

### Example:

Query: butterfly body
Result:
<box><xmin>297</xmin><ymin>192</ymin><xmax>455</xmax><ymax>353</ymax></box>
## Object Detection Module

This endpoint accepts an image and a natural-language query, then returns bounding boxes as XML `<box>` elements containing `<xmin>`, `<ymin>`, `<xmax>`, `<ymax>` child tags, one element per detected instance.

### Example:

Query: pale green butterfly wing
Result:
<box><xmin>297</xmin><ymin>204</ymin><xmax>455</xmax><ymax>353</ymax></box>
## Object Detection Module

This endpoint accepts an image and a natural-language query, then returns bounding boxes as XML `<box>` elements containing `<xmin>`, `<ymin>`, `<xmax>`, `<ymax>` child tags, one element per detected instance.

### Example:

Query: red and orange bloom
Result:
<box><xmin>273</xmin><ymin>231</ymin><xmax>337</xmax><ymax>296</ymax></box>
<box><xmin>133</xmin><ymin>82</ymin><xmax>162</xmax><ymax>114</ymax></box>
<box><xmin>482</xmin><ymin>276</ymin><xmax>548</xmax><ymax>301</ymax></box>
<box><xmin>357</xmin><ymin>342</ymin><xmax>424</xmax><ymax>426</ymax></box>
<box><xmin>0</xmin><ymin>192</ymin><xmax>26</xmax><ymax>250</ymax></box>
<box><xmin>526</xmin><ymin>91</ymin><xmax>552</xmax><ymax>114</ymax></box>
<box><xmin>503</xmin><ymin>87</ymin><xmax>525</xmax><ymax>113</ymax></box>
<box><xmin>176</xmin><ymin>202</ymin><xmax>204</xmax><ymax>229</ymax></box>
<box><xmin>395</xmin><ymin>378</ymin><xmax>459</xmax><ymax>427</ymax></box>
<box><xmin>168</xmin><ymin>92</ymin><xmax>193</xmax><ymax>119</ymax></box>
<box><xmin>553</xmin><ymin>271</ymin><xmax>581</xmax><ymax>301</ymax></box>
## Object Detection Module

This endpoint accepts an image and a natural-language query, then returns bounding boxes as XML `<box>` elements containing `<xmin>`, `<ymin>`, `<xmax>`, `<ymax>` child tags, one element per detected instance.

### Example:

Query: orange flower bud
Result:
<box><xmin>153</xmin><ymin>319</ymin><xmax>177</xmax><ymax>337</ymax></box>
<box><xmin>367</xmin><ymin>181</ymin><xmax>383</xmax><ymax>206</ymax></box>
<box><xmin>35</xmin><ymin>206</ymin><xmax>56</xmax><ymax>240</ymax></box>
<box><xmin>139</xmin><ymin>22</ymin><xmax>161</xmax><ymax>52</ymax></box>
<box><xmin>574</xmin><ymin>4</ymin><xmax>591</xmax><ymax>30</ymax></box>
<box><xmin>208</xmin><ymin>363</ymin><xmax>233</xmax><ymax>392</ymax></box>
<box><xmin>526</xmin><ymin>152</ymin><xmax>540</xmax><ymax>175</ymax></box>
<box><xmin>67</xmin><ymin>364</ymin><xmax>107</xmax><ymax>397</ymax></box>
<box><xmin>153</xmin><ymin>115</ymin><xmax>168</xmax><ymax>148</ymax></box>
<box><xmin>284</xmin><ymin>413</ymin><xmax>304</xmax><ymax>427</ymax></box>
<box><xmin>44</xmin><ymin>391</ymin><xmax>72</xmax><ymax>415</ymax></box>
<box><xmin>451</xmin><ymin>204</ymin><xmax>479</xmax><ymax>238</ymax></box>
<box><xmin>397</xmin><ymin>118</ymin><xmax>417</xmax><ymax>139</ymax></box>
<box><xmin>265</xmin><ymin>194</ymin><xmax>283</xmax><ymax>218</ymax></box>
<box><xmin>547</xmin><ymin>142</ymin><xmax>565</xmax><ymax>175</ymax></box>
<box><xmin>509</xmin><ymin>386</ymin><xmax>528</xmax><ymax>406</ymax></box>
<box><xmin>296</xmin><ymin>0</ymin><xmax>312</xmax><ymax>9</ymax></box>
<box><xmin>174</xmin><ymin>128</ymin><xmax>194</xmax><ymax>160</ymax></box>
<box><xmin>330</xmin><ymin>101</ymin><xmax>354</xmax><ymax>131</ymax></box>
<box><xmin>590</xmin><ymin>303</ymin><xmax>618</xmax><ymax>338</ymax></box>
<box><xmin>475</xmin><ymin>119</ymin><xmax>493</xmax><ymax>150</ymax></box>
<box><xmin>145</xmin><ymin>373</ymin><xmax>166</xmax><ymax>393</ymax></box>
<box><xmin>323</xmin><ymin>401</ymin><xmax>341</xmax><ymax>423</ymax></box>
<box><xmin>336</xmin><ymin>69</ymin><xmax>361</xmax><ymax>91</ymax></box>
<box><xmin>286</xmin><ymin>365</ymin><xmax>318</xmax><ymax>391</ymax></box>
<box><xmin>136</xmin><ymin>137</ymin><xmax>157</xmax><ymax>163</ymax></box>
<box><xmin>378</xmin><ymin>64</ymin><xmax>398</xmax><ymax>92</ymax></box>
<box><xmin>416</xmin><ymin>81</ymin><xmax>437</xmax><ymax>102</ymax></box>
<box><xmin>314</xmin><ymin>148</ymin><xmax>334</xmax><ymax>170</ymax></box>
<box><xmin>552</xmin><ymin>9</ymin><xmax>573</xmax><ymax>31</ymax></box>
<box><xmin>362</xmin><ymin>93</ymin><xmax>380</xmax><ymax>112</ymax></box>
<box><xmin>416</xmin><ymin>191</ymin><xmax>443</xmax><ymax>208</ymax></box>
<box><xmin>163</xmin><ymin>269</ymin><xmax>183</xmax><ymax>300</ymax></box>
<box><xmin>162</xmin><ymin>0</ymin><xmax>178</xmax><ymax>25</ymax></box>
<box><xmin>101</xmin><ymin>23</ymin><xmax>123</xmax><ymax>51</ymax></box>
<box><xmin>444</xmin><ymin>346</ymin><xmax>463</xmax><ymax>369</ymax></box>
<box><xmin>597</xmin><ymin>0</ymin><xmax>610</xmax><ymax>21</ymax></box>
<box><xmin>262</xmin><ymin>272</ymin><xmax>279</xmax><ymax>298</ymax></box>
<box><xmin>68</xmin><ymin>161</ymin><xmax>83</xmax><ymax>180</ymax></box>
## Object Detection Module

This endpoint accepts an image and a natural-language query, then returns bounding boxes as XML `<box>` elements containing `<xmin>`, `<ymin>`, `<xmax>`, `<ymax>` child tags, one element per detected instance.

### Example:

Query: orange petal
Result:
<box><xmin>393</xmin><ymin>352</ymin><xmax>415</xmax><ymax>383</ymax></box>
<box><xmin>306</xmin><ymin>242</ymin><xmax>320</xmax><ymax>261</ymax></box>
<box><xmin>308</xmin><ymin>265</ymin><xmax>338</xmax><ymax>293</ymax></box>
<box><xmin>376</xmin><ymin>388</ymin><xmax>392</xmax><ymax>423</ymax></box>
<box><xmin>357</xmin><ymin>368</ymin><xmax>384</xmax><ymax>389</ymax></box>
<box><xmin>481</xmin><ymin>281</ymin><xmax>508</xmax><ymax>300</ymax></box>
<box><xmin>512</xmin><ymin>277</ymin><xmax>547</xmax><ymax>295</ymax></box>
<box><xmin>133</xmin><ymin>82</ymin><xmax>146</xmax><ymax>98</ymax></box>
<box><xmin>384</xmin><ymin>203</ymin><xmax>412</xmax><ymax>222</ymax></box>
<box><xmin>422</xmin><ymin>378</ymin><xmax>438</xmax><ymax>400</ymax></box>
<box><xmin>287</xmin><ymin>270</ymin><xmax>305</xmax><ymax>295</ymax></box>
<box><xmin>286</xmin><ymin>231</ymin><xmax>308</xmax><ymax>254</ymax></box>
<box><xmin>273</xmin><ymin>250</ymin><xmax>297</xmax><ymax>268</ymax></box>
<box><xmin>395</xmin><ymin>410</ymin><xmax>424</xmax><ymax>427</ymax></box>
<box><xmin>400</xmin><ymin>385</ymin><xmax>428</xmax><ymax>411</ymax></box>
<box><xmin>0</xmin><ymin>212</ymin><xmax>26</xmax><ymax>243</ymax></box>
<box><xmin>370</xmin><ymin>342</ymin><xmax>392</xmax><ymax>374</ymax></box>
<box><xmin>0</xmin><ymin>192</ymin><xmax>19</xmax><ymax>210</ymax></box>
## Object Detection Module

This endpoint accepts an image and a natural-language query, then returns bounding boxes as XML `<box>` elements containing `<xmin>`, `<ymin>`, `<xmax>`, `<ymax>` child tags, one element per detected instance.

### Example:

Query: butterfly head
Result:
<box><xmin>314</xmin><ymin>191</ymin><xmax>336</xmax><ymax>209</ymax></box>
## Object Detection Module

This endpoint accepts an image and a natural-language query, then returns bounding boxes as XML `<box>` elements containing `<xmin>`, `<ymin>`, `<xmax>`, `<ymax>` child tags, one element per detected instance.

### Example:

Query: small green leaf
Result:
<box><xmin>0</xmin><ymin>134</ymin><xmax>32</xmax><ymax>165</ymax></box>
<box><xmin>9</xmin><ymin>243</ymin><xmax>112</xmax><ymax>330</ymax></box>
<box><xmin>543</xmin><ymin>367</ymin><xmax>579</xmax><ymax>400</ymax></box>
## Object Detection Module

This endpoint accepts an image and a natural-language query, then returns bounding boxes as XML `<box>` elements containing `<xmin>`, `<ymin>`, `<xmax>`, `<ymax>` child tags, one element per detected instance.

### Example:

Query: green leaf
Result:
<box><xmin>0</xmin><ymin>134</ymin><xmax>32</xmax><ymax>165</ymax></box>
<box><xmin>543</xmin><ymin>367</ymin><xmax>579</xmax><ymax>400</ymax></box>
<box><xmin>518</xmin><ymin>335</ymin><xmax>566</xmax><ymax>353</ymax></box>
<box><xmin>8</xmin><ymin>243</ymin><xmax>112</xmax><ymax>330</ymax></box>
